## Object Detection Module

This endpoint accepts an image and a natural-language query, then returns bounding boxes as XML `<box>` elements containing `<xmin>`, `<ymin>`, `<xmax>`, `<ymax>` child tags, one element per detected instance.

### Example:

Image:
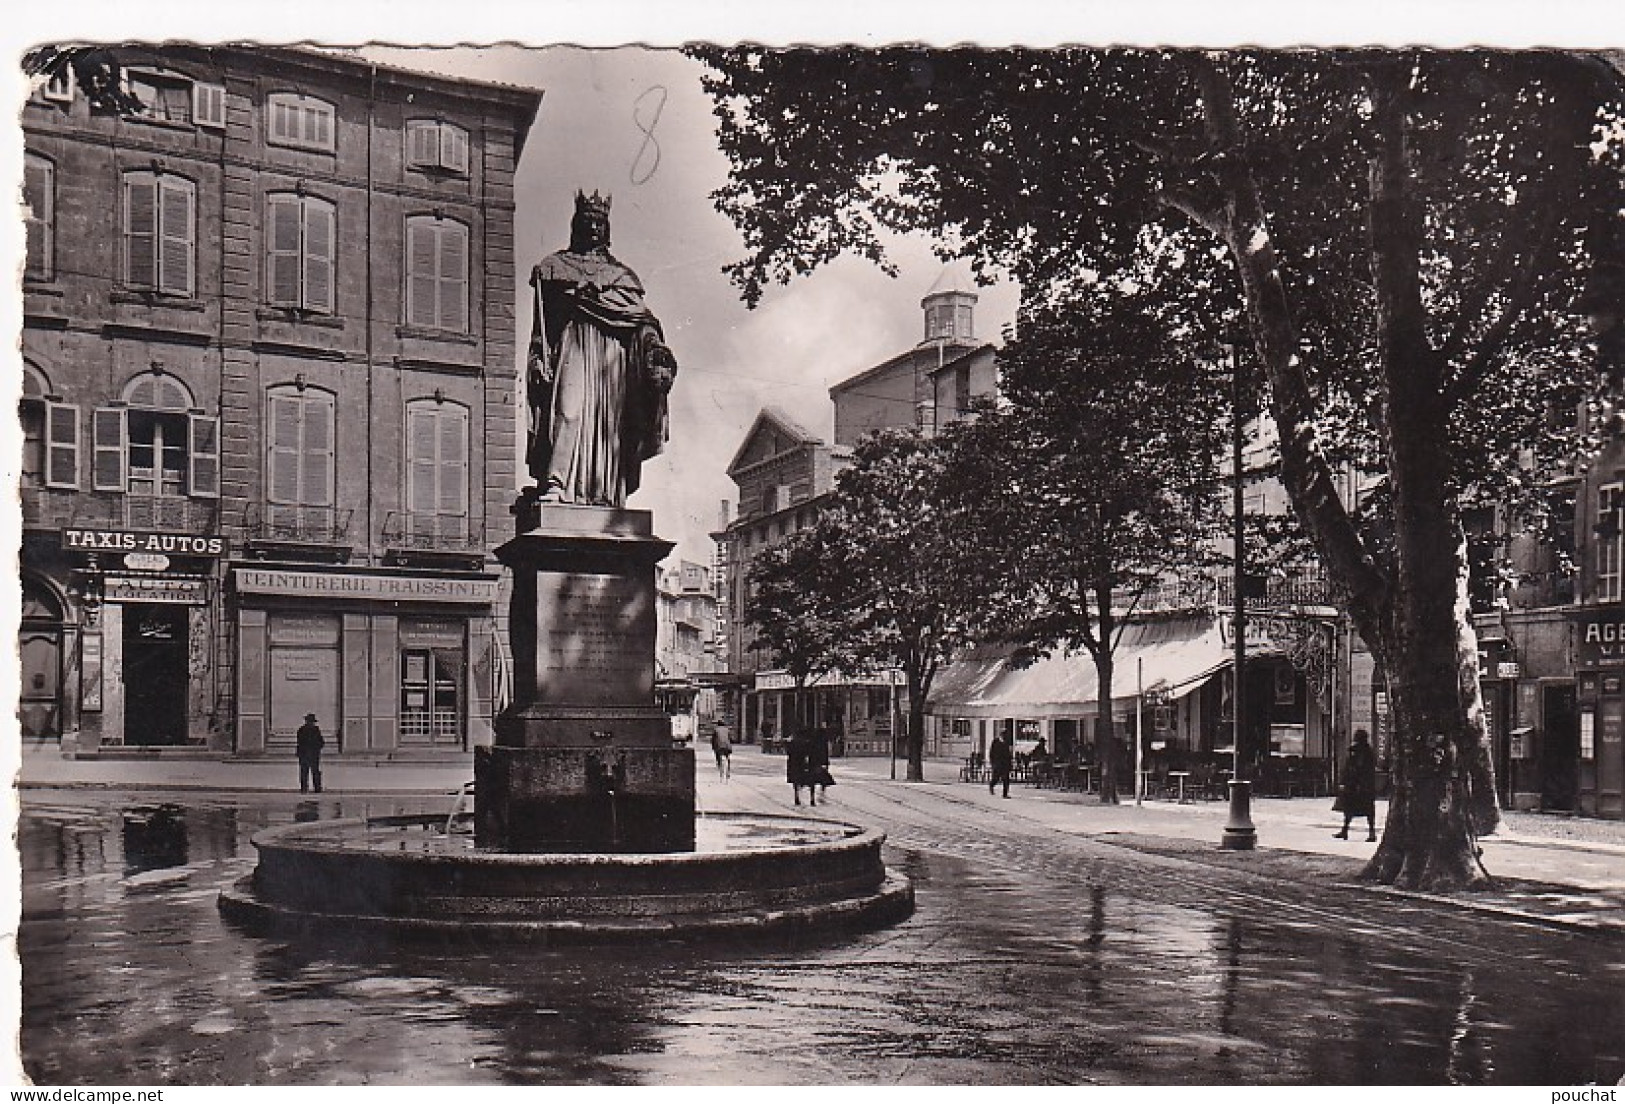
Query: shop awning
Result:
<box><xmin>927</xmin><ymin>616</ymin><xmax>1277</xmax><ymax>720</ymax></box>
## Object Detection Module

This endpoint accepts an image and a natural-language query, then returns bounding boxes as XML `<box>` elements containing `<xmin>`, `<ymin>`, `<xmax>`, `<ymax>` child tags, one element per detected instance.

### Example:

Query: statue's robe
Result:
<box><xmin>526</xmin><ymin>247</ymin><xmax>673</xmax><ymax>507</ymax></box>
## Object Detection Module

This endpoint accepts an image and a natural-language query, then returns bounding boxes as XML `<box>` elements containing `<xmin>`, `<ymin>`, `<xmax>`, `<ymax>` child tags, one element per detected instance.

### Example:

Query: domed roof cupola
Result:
<box><xmin>920</xmin><ymin>263</ymin><xmax>978</xmax><ymax>347</ymax></box>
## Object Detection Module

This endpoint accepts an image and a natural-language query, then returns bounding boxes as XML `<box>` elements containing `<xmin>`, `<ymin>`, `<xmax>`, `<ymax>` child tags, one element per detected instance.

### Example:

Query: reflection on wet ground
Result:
<box><xmin>263</xmin><ymin>810</ymin><xmax>858</xmax><ymax>856</ymax></box>
<box><xmin>17</xmin><ymin>789</ymin><xmax>1625</xmax><ymax>1085</ymax></box>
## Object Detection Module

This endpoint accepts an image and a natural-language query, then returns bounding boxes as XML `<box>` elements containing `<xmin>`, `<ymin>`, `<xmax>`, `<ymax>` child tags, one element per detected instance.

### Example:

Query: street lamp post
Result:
<box><xmin>1222</xmin><ymin>342</ymin><xmax>1258</xmax><ymax>851</ymax></box>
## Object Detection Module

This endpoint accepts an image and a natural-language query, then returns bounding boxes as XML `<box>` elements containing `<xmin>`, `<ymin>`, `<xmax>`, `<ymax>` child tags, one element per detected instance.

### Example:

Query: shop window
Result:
<box><xmin>400</xmin><ymin>649</ymin><xmax>460</xmax><ymax>742</ymax></box>
<box><xmin>404</xmin><ymin>215</ymin><xmax>468</xmax><ymax>332</ymax></box>
<box><xmin>94</xmin><ymin>372</ymin><xmax>217</xmax><ymax>497</ymax></box>
<box><xmin>266</xmin><ymin>192</ymin><xmax>335</xmax><ymax>313</ymax></box>
<box><xmin>123</xmin><ymin>170</ymin><xmax>195</xmax><ymax>296</ymax></box>
<box><xmin>24</xmin><ymin>153</ymin><xmax>53</xmax><ymax>281</ymax></box>
<box><xmin>267</xmin><ymin>92</ymin><xmax>335</xmax><ymax>152</ymax></box>
<box><xmin>1599</xmin><ymin>482</ymin><xmax>1624</xmax><ymax>603</ymax></box>
<box><xmin>405</xmin><ymin>399</ymin><xmax>469</xmax><ymax>522</ymax></box>
<box><xmin>267</xmin><ymin>385</ymin><xmax>334</xmax><ymax>510</ymax></box>
<box><xmin>405</xmin><ymin>119</ymin><xmax>469</xmax><ymax>175</ymax></box>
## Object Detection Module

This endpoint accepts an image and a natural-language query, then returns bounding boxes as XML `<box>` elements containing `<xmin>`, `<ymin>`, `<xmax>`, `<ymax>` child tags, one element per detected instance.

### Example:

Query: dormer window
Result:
<box><xmin>406</xmin><ymin>119</ymin><xmax>469</xmax><ymax>175</ymax></box>
<box><xmin>40</xmin><ymin>65</ymin><xmax>74</xmax><ymax>104</ymax></box>
<box><xmin>268</xmin><ymin>92</ymin><xmax>336</xmax><ymax>153</ymax></box>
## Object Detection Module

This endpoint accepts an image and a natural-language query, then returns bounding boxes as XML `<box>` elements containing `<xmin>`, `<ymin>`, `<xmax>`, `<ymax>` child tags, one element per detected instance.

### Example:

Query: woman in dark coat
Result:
<box><xmin>786</xmin><ymin>729</ymin><xmax>818</xmax><ymax>807</ymax></box>
<box><xmin>1335</xmin><ymin>728</ymin><xmax>1378</xmax><ymax>841</ymax></box>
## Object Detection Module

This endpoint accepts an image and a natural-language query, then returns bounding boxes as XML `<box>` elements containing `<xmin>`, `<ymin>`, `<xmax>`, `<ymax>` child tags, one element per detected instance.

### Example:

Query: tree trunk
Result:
<box><xmin>1183</xmin><ymin>56</ymin><xmax>1495</xmax><ymax>890</ymax></box>
<box><xmin>1359</xmin><ymin>64</ymin><xmax>1495</xmax><ymax>886</ymax></box>
<box><xmin>1095</xmin><ymin>652</ymin><xmax>1119</xmax><ymax>804</ymax></box>
<box><xmin>906</xmin><ymin>667</ymin><xmax>926</xmax><ymax>782</ymax></box>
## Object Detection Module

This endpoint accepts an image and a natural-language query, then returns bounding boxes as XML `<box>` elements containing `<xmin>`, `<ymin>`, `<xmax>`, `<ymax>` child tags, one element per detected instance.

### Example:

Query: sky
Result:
<box><xmin>362</xmin><ymin>43</ymin><xmax>1021</xmax><ymax>567</ymax></box>
<box><xmin>10</xmin><ymin>2</ymin><xmax>1623</xmax><ymax>569</ymax></box>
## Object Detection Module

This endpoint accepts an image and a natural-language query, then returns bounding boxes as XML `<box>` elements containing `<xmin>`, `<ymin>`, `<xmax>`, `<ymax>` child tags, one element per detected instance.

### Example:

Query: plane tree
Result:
<box><xmin>693</xmin><ymin>46</ymin><xmax>1625</xmax><ymax>889</ymax></box>
<box><xmin>943</xmin><ymin>296</ymin><xmax>1228</xmax><ymax>803</ymax></box>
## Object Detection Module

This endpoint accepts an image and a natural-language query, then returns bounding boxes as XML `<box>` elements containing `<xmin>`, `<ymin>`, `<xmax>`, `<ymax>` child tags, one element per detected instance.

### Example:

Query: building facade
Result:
<box><xmin>926</xmin><ymin>412</ymin><xmax>1346</xmax><ymax>791</ymax></box>
<box><xmin>716</xmin><ymin>270</ymin><xmax>998</xmax><ymax>754</ymax></box>
<box><xmin>1477</xmin><ymin>411</ymin><xmax>1624</xmax><ymax>818</ymax></box>
<box><xmin>19</xmin><ymin>46</ymin><xmax>541</xmax><ymax>760</ymax></box>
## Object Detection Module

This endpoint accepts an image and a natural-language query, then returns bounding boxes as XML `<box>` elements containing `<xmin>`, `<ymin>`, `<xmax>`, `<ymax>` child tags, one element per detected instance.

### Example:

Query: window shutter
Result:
<box><xmin>443</xmin><ymin>125</ymin><xmax>469</xmax><ymax>173</ymax></box>
<box><xmin>93</xmin><ymin>407</ymin><xmax>127</xmax><ymax>491</ymax></box>
<box><xmin>304</xmin><ymin>200</ymin><xmax>334</xmax><ymax>313</ymax></box>
<box><xmin>407</xmin><ymin>406</ymin><xmax>439</xmax><ymax>514</ymax></box>
<box><xmin>439</xmin><ymin>223</ymin><xmax>468</xmax><ymax>332</ymax></box>
<box><xmin>267</xmin><ymin>393</ymin><xmax>302</xmax><ymax>503</ymax></box>
<box><xmin>270</xmin><ymin>99</ymin><xmax>293</xmax><ymax>144</ymax></box>
<box><xmin>45</xmin><ymin>402</ymin><xmax>79</xmax><ymax>489</ymax></box>
<box><xmin>25</xmin><ymin>156</ymin><xmax>53</xmax><ymax>279</ymax></box>
<box><xmin>439</xmin><ymin>408</ymin><xmax>468</xmax><ymax>516</ymax></box>
<box><xmin>407</xmin><ymin>220</ymin><xmax>438</xmax><ymax>328</ymax></box>
<box><xmin>267</xmin><ymin>195</ymin><xmax>301</xmax><ymax>307</ymax></box>
<box><xmin>189</xmin><ymin>414</ymin><xmax>219</xmax><ymax>498</ymax></box>
<box><xmin>407</xmin><ymin>121</ymin><xmax>435</xmax><ymax>167</ymax></box>
<box><xmin>159</xmin><ymin>180</ymin><xmax>194</xmax><ymax>296</ymax></box>
<box><xmin>193</xmin><ymin>82</ymin><xmax>226</xmax><ymax>129</ymax></box>
<box><xmin>125</xmin><ymin>176</ymin><xmax>158</xmax><ymax>288</ymax></box>
<box><xmin>303</xmin><ymin>395</ymin><xmax>333</xmax><ymax>507</ymax></box>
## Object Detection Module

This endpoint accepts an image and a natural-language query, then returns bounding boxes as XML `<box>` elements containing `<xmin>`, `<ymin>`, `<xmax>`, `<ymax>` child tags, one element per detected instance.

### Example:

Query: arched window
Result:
<box><xmin>267</xmin><ymin>92</ymin><xmax>336</xmax><ymax>152</ymax></box>
<box><xmin>24</xmin><ymin>152</ymin><xmax>54</xmax><ymax>280</ymax></box>
<box><xmin>122</xmin><ymin>170</ymin><xmax>196</xmax><ymax>296</ymax></box>
<box><xmin>404</xmin><ymin>214</ymin><xmax>469</xmax><ymax>332</ymax></box>
<box><xmin>266</xmin><ymin>385</ymin><xmax>335</xmax><ymax>511</ymax></box>
<box><xmin>405</xmin><ymin>119</ymin><xmax>470</xmax><ymax>175</ymax></box>
<box><xmin>405</xmin><ymin>398</ymin><xmax>469</xmax><ymax>522</ymax></box>
<box><xmin>93</xmin><ymin>372</ymin><xmax>217</xmax><ymax>498</ymax></box>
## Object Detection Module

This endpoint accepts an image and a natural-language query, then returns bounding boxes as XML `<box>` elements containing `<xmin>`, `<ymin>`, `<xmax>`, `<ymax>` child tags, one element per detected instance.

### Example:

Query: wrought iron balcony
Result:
<box><xmin>381</xmin><ymin>512</ymin><xmax>487</xmax><ymax>568</ymax></box>
<box><xmin>243</xmin><ymin>503</ymin><xmax>355</xmax><ymax>562</ymax></box>
<box><xmin>1215</xmin><ymin>569</ymin><xmax>1337</xmax><ymax>611</ymax></box>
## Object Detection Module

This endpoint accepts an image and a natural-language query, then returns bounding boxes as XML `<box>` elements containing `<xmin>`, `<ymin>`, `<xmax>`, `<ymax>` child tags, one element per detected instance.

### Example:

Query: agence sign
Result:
<box><xmin>1576</xmin><ymin>616</ymin><xmax>1625</xmax><ymax>667</ymax></box>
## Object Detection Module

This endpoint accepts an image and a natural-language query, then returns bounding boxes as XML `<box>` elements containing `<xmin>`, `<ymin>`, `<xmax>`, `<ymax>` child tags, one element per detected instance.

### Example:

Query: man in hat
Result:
<box><xmin>296</xmin><ymin>712</ymin><xmax>325</xmax><ymax>794</ymax></box>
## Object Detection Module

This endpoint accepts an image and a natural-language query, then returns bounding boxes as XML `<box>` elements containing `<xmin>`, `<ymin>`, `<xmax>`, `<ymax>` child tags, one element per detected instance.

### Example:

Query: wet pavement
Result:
<box><xmin>16</xmin><ymin>755</ymin><xmax>1625</xmax><ymax>1086</ymax></box>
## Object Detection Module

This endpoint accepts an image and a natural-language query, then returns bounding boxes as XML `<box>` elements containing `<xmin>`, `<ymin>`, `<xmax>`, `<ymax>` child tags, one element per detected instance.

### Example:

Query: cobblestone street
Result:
<box><xmin>15</xmin><ymin>749</ymin><xmax>1625</xmax><ymax>1085</ymax></box>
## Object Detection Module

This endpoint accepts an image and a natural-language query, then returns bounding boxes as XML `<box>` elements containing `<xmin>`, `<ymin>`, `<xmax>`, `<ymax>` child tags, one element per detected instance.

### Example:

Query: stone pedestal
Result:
<box><xmin>477</xmin><ymin>499</ymin><xmax>693</xmax><ymax>853</ymax></box>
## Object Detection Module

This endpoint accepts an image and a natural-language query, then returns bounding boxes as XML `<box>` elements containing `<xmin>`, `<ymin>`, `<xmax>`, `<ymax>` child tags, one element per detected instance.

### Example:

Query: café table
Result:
<box><xmin>1167</xmin><ymin>770</ymin><xmax>1193</xmax><ymax>803</ymax></box>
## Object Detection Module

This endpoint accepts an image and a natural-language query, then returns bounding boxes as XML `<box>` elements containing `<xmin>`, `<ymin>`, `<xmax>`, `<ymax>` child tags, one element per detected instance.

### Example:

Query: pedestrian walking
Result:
<box><xmin>811</xmin><ymin>727</ymin><xmax>836</xmax><ymax>801</ymax></box>
<box><xmin>296</xmin><ymin>712</ymin><xmax>325</xmax><ymax>794</ymax></box>
<box><xmin>787</xmin><ymin>728</ymin><xmax>818</xmax><ymax>806</ymax></box>
<box><xmin>1334</xmin><ymin>728</ymin><xmax>1378</xmax><ymax>841</ymax></box>
<box><xmin>711</xmin><ymin>723</ymin><xmax>733</xmax><ymax>781</ymax></box>
<box><xmin>989</xmin><ymin>733</ymin><xmax>1013</xmax><ymax>799</ymax></box>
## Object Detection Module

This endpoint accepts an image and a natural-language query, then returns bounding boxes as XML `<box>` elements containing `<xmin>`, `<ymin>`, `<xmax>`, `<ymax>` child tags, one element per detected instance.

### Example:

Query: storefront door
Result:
<box><xmin>19</xmin><ymin>580</ymin><xmax>64</xmax><ymax>741</ymax></box>
<box><xmin>123</xmin><ymin>605</ymin><xmax>188</xmax><ymax>746</ymax></box>
<box><xmin>268</xmin><ymin>647</ymin><xmax>340</xmax><ymax>754</ymax></box>
<box><xmin>1541</xmin><ymin>683</ymin><xmax>1580</xmax><ymax>811</ymax></box>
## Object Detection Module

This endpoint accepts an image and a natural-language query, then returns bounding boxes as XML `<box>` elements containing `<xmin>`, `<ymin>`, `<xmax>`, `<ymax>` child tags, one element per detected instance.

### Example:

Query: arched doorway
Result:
<box><xmin>19</xmin><ymin>578</ymin><xmax>65</xmax><ymax>741</ymax></box>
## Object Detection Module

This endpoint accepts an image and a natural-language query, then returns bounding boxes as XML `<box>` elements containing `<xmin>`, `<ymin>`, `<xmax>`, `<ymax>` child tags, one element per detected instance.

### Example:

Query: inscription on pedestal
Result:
<box><xmin>535</xmin><ymin>575</ymin><xmax>653</xmax><ymax>705</ymax></box>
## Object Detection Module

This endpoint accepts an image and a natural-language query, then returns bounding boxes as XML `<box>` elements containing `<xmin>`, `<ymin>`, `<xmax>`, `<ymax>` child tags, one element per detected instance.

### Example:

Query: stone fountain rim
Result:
<box><xmin>249</xmin><ymin>810</ymin><xmax>885</xmax><ymax>867</ymax></box>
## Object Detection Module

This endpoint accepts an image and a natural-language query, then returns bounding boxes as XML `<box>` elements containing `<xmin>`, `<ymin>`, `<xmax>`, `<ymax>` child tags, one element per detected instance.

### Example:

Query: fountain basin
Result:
<box><xmin>218</xmin><ymin>812</ymin><xmax>913</xmax><ymax>943</ymax></box>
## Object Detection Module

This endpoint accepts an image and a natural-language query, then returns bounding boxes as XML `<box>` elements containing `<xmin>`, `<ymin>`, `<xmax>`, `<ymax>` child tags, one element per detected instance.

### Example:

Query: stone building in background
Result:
<box><xmin>19</xmin><ymin>46</ymin><xmax>541</xmax><ymax>761</ymax></box>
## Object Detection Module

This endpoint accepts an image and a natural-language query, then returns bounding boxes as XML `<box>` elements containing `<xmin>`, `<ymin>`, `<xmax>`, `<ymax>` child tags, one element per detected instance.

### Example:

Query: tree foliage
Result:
<box><xmin>811</xmin><ymin>428</ymin><xmax>986</xmax><ymax>781</ymax></box>
<box><xmin>745</xmin><ymin>524</ymin><xmax>854</xmax><ymax>730</ymax></box>
<box><xmin>693</xmin><ymin>45</ymin><xmax>1625</xmax><ymax>889</ymax></box>
<box><xmin>947</xmin><ymin>295</ymin><xmax>1229</xmax><ymax>801</ymax></box>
